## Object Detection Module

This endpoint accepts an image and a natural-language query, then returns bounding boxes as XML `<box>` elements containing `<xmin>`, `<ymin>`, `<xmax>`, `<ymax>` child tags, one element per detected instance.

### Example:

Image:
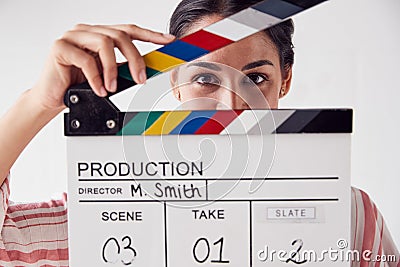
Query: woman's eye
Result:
<box><xmin>244</xmin><ymin>73</ymin><xmax>268</xmax><ymax>85</ymax></box>
<box><xmin>192</xmin><ymin>74</ymin><xmax>221</xmax><ymax>85</ymax></box>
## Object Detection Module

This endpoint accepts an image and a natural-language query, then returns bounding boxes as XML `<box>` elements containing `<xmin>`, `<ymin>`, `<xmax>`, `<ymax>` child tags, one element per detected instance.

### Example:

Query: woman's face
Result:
<box><xmin>172</xmin><ymin>15</ymin><xmax>292</xmax><ymax>109</ymax></box>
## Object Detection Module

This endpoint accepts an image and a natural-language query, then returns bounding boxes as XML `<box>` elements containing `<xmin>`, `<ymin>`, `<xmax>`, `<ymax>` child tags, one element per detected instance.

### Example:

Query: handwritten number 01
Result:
<box><xmin>193</xmin><ymin>237</ymin><xmax>230</xmax><ymax>264</ymax></box>
<box><xmin>102</xmin><ymin>236</ymin><xmax>137</xmax><ymax>265</ymax></box>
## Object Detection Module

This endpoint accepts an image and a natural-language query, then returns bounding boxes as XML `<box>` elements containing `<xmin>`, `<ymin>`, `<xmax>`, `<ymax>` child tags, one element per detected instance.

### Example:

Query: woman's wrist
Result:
<box><xmin>7</xmin><ymin>88</ymin><xmax>65</xmax><ymax>142</ymax></box>
<box><xmin>0</xmin><ymin>89</ymin><xmax>64</xmax><ymax>183</ymax></box>
<box><xmin>22</xmin><ymin>87</ymin><xmax>65</xmax><ymax>119</ymax></box>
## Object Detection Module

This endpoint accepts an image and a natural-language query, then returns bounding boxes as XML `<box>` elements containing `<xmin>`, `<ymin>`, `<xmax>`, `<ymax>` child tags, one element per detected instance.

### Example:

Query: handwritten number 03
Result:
<box><xmin>102</xmin><ymin>236</ymin><xmax>137</xmax><ymax>265</ymax></box>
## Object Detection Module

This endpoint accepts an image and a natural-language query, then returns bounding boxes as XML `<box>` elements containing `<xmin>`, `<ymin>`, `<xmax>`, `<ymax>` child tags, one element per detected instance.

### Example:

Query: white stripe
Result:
<box><xmin>230</xmin><ymin>8</ymin><xmax>282</xmax><ymax>31</ymax></box>
<box><xmin>2</xmin><ymin>222</ymin><xmax>68</xmax><ymax>244</ymax></box>
<box><xmin>220</xmin><ymin>110</ymin><xmax>269</xmax><ymax>135</ymax></box>
<box><xmin>381</xmin><ymin>223</ymin><xmax>400</xmax><ymax>266</ymax></box>
<box><xmin>0</xmin><ymin>259</ymin><xmax>69</xmax><ymax>267</ymax></box>
<box><xmin>375</xmin><ymin>206</ymin><xmax>400</xmax><ymax>267</ymax></box>
<box><xmin>248</xmin><ymin>109</ymin><xmax>295</xmax><ymax>134</ymax></box>
<box><xmin>204</xmin><ymin>18</ymin><xmax>259</xmax><ymax>41</ymax></box>
<box><xmin>1</xmin><ymin>239</ymin><xmax>68</xmax><ymax>254</ymax></box>
<box><xmin>370</xmin><ymin>198</ymin><xmax>382</xmax><ymax>267</ymax></box>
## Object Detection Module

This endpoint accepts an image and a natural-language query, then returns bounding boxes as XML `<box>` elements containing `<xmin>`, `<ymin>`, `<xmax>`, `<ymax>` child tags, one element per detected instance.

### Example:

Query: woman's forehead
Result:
<box><xmin>198</xmin><ymin>34</ymin><xmax>280</xmax><ymax>71</ymax></box>
<box><xmin>184</xmin><ymin>16</ymin><xmax>280</xmax><ymax>70</ymax></box>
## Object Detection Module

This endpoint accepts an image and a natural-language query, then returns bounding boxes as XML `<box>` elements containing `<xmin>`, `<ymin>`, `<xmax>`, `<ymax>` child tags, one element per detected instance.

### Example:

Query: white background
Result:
<box><xmin>0</xmin><ymin>0</ymin><xmax>398</xmax><ymax>247</ymax></box>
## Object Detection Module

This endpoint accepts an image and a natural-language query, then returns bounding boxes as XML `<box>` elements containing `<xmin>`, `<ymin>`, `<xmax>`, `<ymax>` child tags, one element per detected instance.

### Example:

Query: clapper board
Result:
<box><xmin>64</xmin><ymin>0</ymin><xmax>353</xmax><ymax>266</ymax></box>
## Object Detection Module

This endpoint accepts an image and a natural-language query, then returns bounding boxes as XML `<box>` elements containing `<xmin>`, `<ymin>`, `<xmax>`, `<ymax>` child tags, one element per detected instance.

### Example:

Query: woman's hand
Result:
<box><xmin>0</xmin><ymin>24</ymin><xmax>175</xmax><ymax>184</ymax></box>
<box><xmin>31</xmin><ymin>24</ymin><xmax>175</xmax><ymax>111</ymax></box>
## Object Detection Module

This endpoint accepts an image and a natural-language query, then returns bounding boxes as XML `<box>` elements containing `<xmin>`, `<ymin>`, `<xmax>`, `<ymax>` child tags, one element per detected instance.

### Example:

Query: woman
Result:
<box><xmin>0</xmin><ymin>0</ymin><xmax>398</xmax><ymax>266</ymax></box>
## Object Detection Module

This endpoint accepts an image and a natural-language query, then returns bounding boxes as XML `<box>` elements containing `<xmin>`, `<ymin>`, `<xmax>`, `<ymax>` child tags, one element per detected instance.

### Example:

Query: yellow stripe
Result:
<box><xmin>144</xmin><ymin>51</ymin><xmax>185</xmax><ymax>72</ymax></box>
<box><xmin>144</xmin><ymin>111</ymin><xmax>191</xmax><ymax>135</ymax></box>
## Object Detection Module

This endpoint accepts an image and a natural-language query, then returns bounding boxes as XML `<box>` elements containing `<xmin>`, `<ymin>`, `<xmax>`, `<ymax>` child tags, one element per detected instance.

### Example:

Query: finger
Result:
<box><xmin>62</xmin><ymin>30</ymin><xmax>118</xmax><ymax>92</ymax></box>
<box><xmin>71</xmin><ymin>24</ymin><xmax>147</xmax><ymax>84</ymax></box>
<box><xmin>104</xmin><ymin>24</ymin><xmax>175</xmax><ymax>45</ymax></box>
<box><xmin>53</xmin><ymin>39</ymin><xmax>107</xmax><ymax>97</ymax></box>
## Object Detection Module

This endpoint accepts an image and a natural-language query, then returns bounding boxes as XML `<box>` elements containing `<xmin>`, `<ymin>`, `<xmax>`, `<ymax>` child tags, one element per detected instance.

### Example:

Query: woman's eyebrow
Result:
<box><xmin>241</xmin><ymin>60</ymin><xmax>274</xmax><ymax>71</ymax></box>
<box><xmin>186</xmin><ymin>62</ymin><xmax>222</xmax><ymax>71</ymax></box>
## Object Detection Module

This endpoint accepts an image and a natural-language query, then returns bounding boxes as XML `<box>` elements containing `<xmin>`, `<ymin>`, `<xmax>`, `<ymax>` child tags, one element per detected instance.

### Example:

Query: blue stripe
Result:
<box><xmin>170</xmin><ymin>111</ymin><xmax>217</xmax><ymax>134</ymax></box>
<box><xmin>158</xmin><ymin>40</ymin><xmax>209</xmax><ymax>62</ymax></box>
<box><xmin>252</xmin><ymin>0</ymin><xmax>303</xmax><ymax>19</ymax></box>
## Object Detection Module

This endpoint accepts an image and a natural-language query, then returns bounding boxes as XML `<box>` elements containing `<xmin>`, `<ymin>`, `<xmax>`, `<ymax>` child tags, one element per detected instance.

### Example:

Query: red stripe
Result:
<box><xmin>360</xmin><ymin>190</ymin><xmax>376</xmax><ymax>267</ymax></box>
<box><xmin>5</xmin><ymin>210</ymin><xmax>67</xmax><ymax>223</ymax></box>
<box><xmin>181</xmin><ymin>30</ymin><xmax>233</xmax><ymax>51</ymax></box>
<box><xmin>1</xmin><ymin>238</ymin><xmax>68</xmax><ymax>247</ymax></box>
<box><xmin>195</xmin><ymin>110</ymin><xmax>242</xmax><ymax>134</ymax></box>
<box><xmin>1</xmin><ymin>186</ymin><xmax>5</xmax><ymax>212</ymax></box>
<box><xmin>373</xmin><ymin>202</ymin><xmax>378</xmax><ymax>218</ymax></box>
<box><xmin>8</xmin><ymin>199</ymin><xmax>66</xmax><ymax>214</ymax></box>
<box><xmin>0</xmin><ymin>248</ymin><xmax>68</xmax><ymax>263</ymax></box>
<box><xmin>3</xmin><ymin>219</ymin><xmax>68</xmax><ymax>230</ymax></box>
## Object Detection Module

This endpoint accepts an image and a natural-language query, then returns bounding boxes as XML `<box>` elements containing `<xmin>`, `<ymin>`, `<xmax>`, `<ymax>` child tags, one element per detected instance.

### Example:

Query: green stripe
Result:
<box><xmin>118</xmin><ymin>64</ymin><xmax>133</xmax><ymax>81</ymax></box>
<box><xmin>146</xmin><ymin>67</ymin><xmax>160</xmax><ymax>79</ymax></box>
<box><xmin>118</xmin><ymin>65</ymin><xmax>160</xmax><ymax>82</ymax></box>
<box><xmin>118</xmin><ymin>112</ymin><xmax>164</xmax><ymax>135</ymax></box>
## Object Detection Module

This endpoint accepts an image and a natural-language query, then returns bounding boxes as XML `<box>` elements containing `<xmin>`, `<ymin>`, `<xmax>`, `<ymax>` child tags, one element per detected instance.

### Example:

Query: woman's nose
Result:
<box><xmin>217</xmin><ymin>89</ymin><xmax>250</xmax><ymax>110</ymax></box>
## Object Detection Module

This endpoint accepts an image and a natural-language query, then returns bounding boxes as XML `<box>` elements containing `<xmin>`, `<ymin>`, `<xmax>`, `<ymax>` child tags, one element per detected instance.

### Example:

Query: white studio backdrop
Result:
<box><xmin>0</xmin><ymin>0</ymin><xmax>398</xmax><ymax>247</ymax></box>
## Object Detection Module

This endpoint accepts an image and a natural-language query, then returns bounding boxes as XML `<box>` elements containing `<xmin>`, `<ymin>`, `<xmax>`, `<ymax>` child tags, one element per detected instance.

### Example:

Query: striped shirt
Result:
<box><xmin>0</xmin><ymin>176</ymin><xmax>399</xmax><ymax>266</ymax></box>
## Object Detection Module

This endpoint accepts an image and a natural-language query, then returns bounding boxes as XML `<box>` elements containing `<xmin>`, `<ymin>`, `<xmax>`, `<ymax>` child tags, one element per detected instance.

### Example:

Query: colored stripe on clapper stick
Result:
<box><xmin>144</xmin><ymin>111</ymin><xmax>191</xmax><ymax>135</ymax></box>
<box><xmin>169</xmin><ymin>111</ymin><xmax>216</xmax><ymax>135</ymax></box>
<box><xmin>120</xmin><ymin>110</ymin><xmax>244</xmax><ymax>135</ymax></box>
<box><xmin>118</xmin><ymin>112</ymin><xmax>164</xmax><ymax>135</ymax></box>
<box><xmin>194</xmin><ymin>110</ymin><xmax>243</xmax><ymax>134</ymax></box>
<box><xmin>117</xmin><ymin>0</ymin><xmax>326</xmax><ymax>83</ymax></box>
<box><xmin>119</xmin><ymin>110</ymin><xmax>353</xmax><ymax>135</ymax></box>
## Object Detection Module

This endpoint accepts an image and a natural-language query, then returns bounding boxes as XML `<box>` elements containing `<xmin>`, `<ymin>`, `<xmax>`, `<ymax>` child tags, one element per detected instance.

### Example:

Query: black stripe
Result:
<box><xmin>253</xmin><ymin>0</ymin><xmax>303</xmax><ymax>19</ymax></box>
<box><xmin>275</xmin><ymin>109</ymin><xmax>353</xmax><ymax>133</ymax></box>
<box><xmin>275</xmin><ymin>110</ymin><xmax>320</xmax><ymax>133</ymax></box>
<box><xmin>284</xmin><ymin>0</ymin><xmax>327</xmax><ymax>9</ymax></box>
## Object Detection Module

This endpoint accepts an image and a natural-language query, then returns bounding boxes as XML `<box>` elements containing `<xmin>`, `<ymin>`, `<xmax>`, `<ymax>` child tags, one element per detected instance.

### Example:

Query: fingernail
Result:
<box><xmin>110</xmin><ymin>79</ymin><xmax>117</xmax><ymax>92</ymax></box>
<box><xmin>139</xmin><ymin>69</ymin><xmax>147</xmax><ymax>84</ymax></box>
<box><xmin>163</xmin><ymin>33</ymin><xmax>175</xmax><ymax>39</ymax></box>
<box><xmin>99</xmin><ymin>86</ymin><xmax>107</xmax><ymax>97</ymax></box>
